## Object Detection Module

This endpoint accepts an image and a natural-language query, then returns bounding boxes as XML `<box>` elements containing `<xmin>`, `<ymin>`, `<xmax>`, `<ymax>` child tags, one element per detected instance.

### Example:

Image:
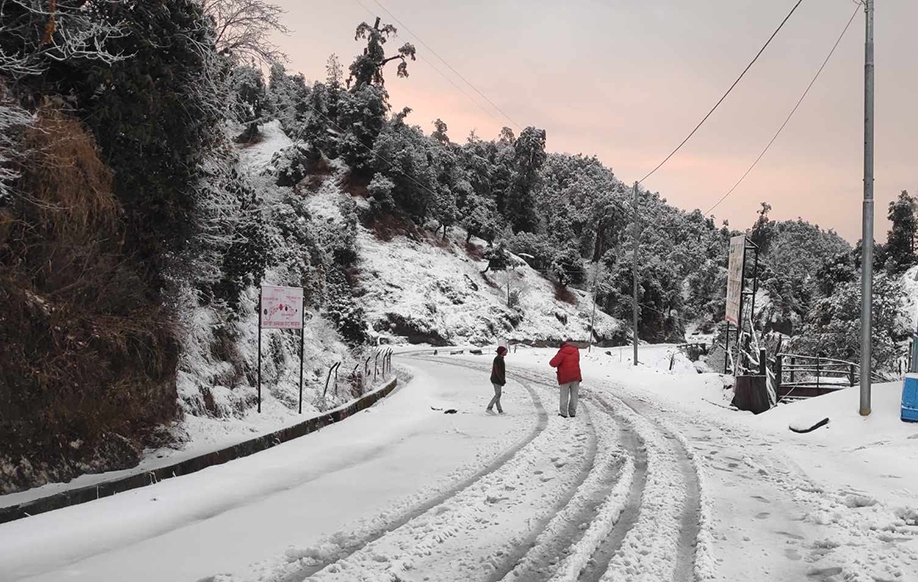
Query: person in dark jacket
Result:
<box><xmin>487</xmin><ymin>346</ymin><xmax>508</xmax><ymax>414</ymax></box>
<box><xmin>549</xmin><ymin>340</ymin><xmax>582</xmax><ymax>417</ymax></box>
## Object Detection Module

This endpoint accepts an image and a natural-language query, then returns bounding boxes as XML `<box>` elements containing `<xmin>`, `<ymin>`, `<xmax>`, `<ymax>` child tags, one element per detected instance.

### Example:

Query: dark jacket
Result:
<box><xmin>491</xmin><ymin>355</ymin><xmax>506</xmax><ymax>386</ymax></box>
<box><xmin>549</xmin><ymin>343</ymin><xmax>582</xmax><ymax>385</ymax></box>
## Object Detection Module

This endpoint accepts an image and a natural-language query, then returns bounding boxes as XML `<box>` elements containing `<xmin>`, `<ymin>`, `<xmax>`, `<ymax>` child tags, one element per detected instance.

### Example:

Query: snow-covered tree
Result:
<box><xmin>230</xmin><ymin>65</ymin><xmax>269</xmax><ymax>141</ymax></box>
<box><xmin>338</xmin><ymin>84</ymin><xmax>388</xmax><ymax>173</ymax></box>
<box><xmin>505</xmin><ymin>126</ymin><xmax>546</xmax><ymax>232</ymax></box>
<box><xmin>885</xmin><ymin>190</ymin><xmax>917</xmax><ymax>274</ymax></box>
<box><xmin>347</xmin><ymin>17</ymin><xmax>416</xmax><ymax>89</ymax></box>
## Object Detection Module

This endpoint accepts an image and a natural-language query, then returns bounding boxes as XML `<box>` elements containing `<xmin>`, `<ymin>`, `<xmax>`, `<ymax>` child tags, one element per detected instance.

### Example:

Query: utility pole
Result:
<box><xmin>588</xmin><ymin>213</ymin><xmax>606</xmax><ymax>352</ymax></box>
<box><xmin>859</xmin><ymin>0</ymin><xmax>874</xmax><ymax>416</ymax></box>
<box><xmin>632</xmin><ymin>181</ymin><xmax>639</xmax><ymax>366</ymax></box>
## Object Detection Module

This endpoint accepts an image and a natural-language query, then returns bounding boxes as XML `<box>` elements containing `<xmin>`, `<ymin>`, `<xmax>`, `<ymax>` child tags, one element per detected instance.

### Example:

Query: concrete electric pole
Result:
<box><xmin>859</xmin><ymin>0</ymin><xmax>875</xmax><ymax>416</ymax></box>
<box><xmin>632</xmin><ymin>181</ymin><xmax>639</xmax><ymax>366</ymax></box>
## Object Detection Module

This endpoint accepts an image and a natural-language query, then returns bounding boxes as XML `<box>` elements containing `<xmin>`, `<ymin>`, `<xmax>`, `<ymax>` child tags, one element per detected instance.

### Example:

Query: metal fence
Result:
<box><xmin>321</xmin><ymin>347</ymin><xmax>393</xmax><ymax>404</ymax></box>
<box><xmin>773</xmin><ymin>353</ymin><xmax>858</xmax><ymax>402</ymax></box>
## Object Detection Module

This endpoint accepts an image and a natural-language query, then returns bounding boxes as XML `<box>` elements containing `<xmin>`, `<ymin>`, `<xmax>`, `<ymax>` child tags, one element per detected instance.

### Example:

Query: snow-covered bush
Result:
<box><xmin>271</xmin><ymin>142</ymin><xmax>313</xmax><ymax>187</ymax></box>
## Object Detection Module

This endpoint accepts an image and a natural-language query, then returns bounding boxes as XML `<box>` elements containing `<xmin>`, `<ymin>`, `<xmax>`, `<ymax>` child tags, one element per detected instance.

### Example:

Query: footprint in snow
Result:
<box><xmin>755</xmin><ymin>512</ymin><xmax>771</xmax><ymax>520</ymax></box>
<box><xmin>751</xmin><ymin>495</ymin><xmax>771</xmax><ymax>504</ymax></box>
<box><xmin>784</xmin><ymin>548</ymin><xmax>803</xmax><ymax>561</ymax></box>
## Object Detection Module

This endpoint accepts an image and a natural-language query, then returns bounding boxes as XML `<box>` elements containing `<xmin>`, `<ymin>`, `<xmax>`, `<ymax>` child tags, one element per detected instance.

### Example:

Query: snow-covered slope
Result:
<box><xmin>302</xmin><ymin>185</ymin><xmax>623</xmax><ymax>346</ymax></box>
<box><xmin>357</xmin><ymin>230</ymin><xmax>622</xmax><ymax>346</ymax></box>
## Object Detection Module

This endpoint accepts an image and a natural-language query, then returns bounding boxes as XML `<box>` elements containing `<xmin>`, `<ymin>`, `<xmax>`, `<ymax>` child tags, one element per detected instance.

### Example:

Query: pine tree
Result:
<box><xmin>505</xmin><ymin>127</ymin><xmax>546</xmax><ymax>232</ymax></box>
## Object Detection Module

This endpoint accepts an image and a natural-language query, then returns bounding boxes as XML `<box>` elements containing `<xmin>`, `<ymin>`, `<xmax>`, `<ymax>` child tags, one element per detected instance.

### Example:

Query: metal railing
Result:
<box><xmin>322</xmin><ymin>347</ymin><xmax>393</xmax><ymax>400</ymax></box>
<box><xmin>773</xmin><ymin>353</ymin><xmax>858</xmax><ymax>402</ymax></box>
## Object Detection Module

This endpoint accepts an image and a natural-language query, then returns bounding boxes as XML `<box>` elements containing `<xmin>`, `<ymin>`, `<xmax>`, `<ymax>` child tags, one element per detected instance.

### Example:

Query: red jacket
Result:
<box><xmin>549</xmin><ymin>343</ymin><xmax>582</xmax><ymax>385</ymax></box>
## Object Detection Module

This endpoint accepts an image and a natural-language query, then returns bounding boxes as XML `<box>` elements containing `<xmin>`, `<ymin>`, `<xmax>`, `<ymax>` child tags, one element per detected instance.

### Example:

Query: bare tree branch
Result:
<box><xmin>201</xmin><ymin>0</ymin><xmax>290</xmax><ymax>65</ymax></box>
<box><xmin>0</xmin><ymin>0</ymin><xmax>129</xmax><ymax>79</ymax></box>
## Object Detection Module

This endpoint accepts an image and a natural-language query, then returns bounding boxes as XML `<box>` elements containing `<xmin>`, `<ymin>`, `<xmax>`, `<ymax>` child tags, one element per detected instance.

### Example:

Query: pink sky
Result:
<box><xmin>272</xmin><ymin>0</ymin><xmax>915</xmax><ymax>243</ymax></box>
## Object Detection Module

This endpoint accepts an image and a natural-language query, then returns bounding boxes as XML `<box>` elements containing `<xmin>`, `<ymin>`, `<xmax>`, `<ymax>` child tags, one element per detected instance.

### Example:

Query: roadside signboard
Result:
<box><xmin>257</xmin><ymin>285</ymin><xmax>306</xmax><ymax>414</ymax></box>
<box><xmin>725</xmin><ymin>235</ymin><xmax>746</xmax><ymax>325</ymax></box>
<box><xmin>260</xmin><ymin>285</ymin><xmax>304</xmax><ymax>330</ymax></box>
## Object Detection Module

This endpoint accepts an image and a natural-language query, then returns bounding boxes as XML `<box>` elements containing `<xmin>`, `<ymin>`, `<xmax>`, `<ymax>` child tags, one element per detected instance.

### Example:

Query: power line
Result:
<box><xmin>350</xmin><ymin>0</ymin><xmax>506</xmax><ymax>128</ymax></box>
<box><xmin>638</xmin><ymin>0</ymin><xmax>804</xmax><ymax>185</ymax></box>
<box><xmin>363</xmin><ymin>0</ymin><xmax>523</xmax><ymax>131</ymax></box>
<box><xmin>704</xmin><ymin>4</ymin><xmax>859</xmax><ymax>215</ymax></box>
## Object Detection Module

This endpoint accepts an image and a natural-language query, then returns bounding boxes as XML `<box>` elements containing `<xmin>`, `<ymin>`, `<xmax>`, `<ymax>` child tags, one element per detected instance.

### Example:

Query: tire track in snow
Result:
<box><xmin>566</xmin><ymin>401</ymin><xmax>646</xmax><ymax>582</ymax></box>
<box><xmin>495</xmin><ymin>396</ymin><xmax>632</xmax><ymax>582</ymax></box>
<box><xmin>413</xmin><ymin>361</ymin><xmax>653</xmax><ymax>582</ymax></box>
<box><xmin>301</xmin><ymin>376</ymin><xmax>596</xmax><ymax>581</ymax></box>
<box><xmin>481</xmin><ymin>400</ymin><xmax>602</xmax><ymax>582</ymax></box>
<box><xmin>279</xmin><ymin>356</ymin><xmax>704</xmax><ymax>582</ymax></box>
<box><xmin>464</xmin><ymin>362</ymin><xmax>703</xmax><ymax>582</ymax></box>
<box><xmin>258</xmin><ymin>362</ymin><xmax>549</xmax><ymax>582</ymax></box>
<box><xmin>593</xmin><ymin>393</ymin><xmax>686</xmax><ymax>582</ymax></box>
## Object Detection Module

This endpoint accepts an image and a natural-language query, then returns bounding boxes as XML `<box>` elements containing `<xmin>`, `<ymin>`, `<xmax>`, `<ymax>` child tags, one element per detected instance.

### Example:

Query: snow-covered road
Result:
<box><xmin>2</xmin><ymin>349</ymin><xmax>916</xmax><ymax>582</ymax></box>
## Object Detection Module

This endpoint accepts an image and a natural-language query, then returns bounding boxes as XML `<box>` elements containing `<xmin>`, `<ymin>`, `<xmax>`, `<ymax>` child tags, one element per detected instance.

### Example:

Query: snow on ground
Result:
<box><xmin>469</xmin><ymin>345</ymin><xmax>918</xmax><ymax>582</ymax></box>
<box><xmin>0</xmin><ymin>360</ymin><xmax>535</xmax><ymax>582</ymax></box>
<box><xmin>237</xmin><ymin>120</ymin><xmax>293</xmax><ymax>175</ymax></box>
<box><xmin>2</xmin><ymin>344</ymin><xmax>916</xmax><ymax>582</ymax></box>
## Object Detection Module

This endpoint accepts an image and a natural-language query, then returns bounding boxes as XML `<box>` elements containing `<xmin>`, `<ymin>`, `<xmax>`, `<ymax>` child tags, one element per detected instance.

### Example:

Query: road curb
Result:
<box><xmin>0</xmin><ymin>377</ymin><xmax>398</xmax><ymax>524</ymax></box>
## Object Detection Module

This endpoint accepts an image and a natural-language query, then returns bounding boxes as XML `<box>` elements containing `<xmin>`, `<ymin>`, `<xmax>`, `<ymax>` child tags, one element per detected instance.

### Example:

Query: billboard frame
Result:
<box><xmin>723</xmin><ymin>237</ymin><xmax>759</xmax><ymax>375</ymax></box>
<box><xmin>257</xmin><ymin>285</ymin><xmax>306</xmax><ymax>413</ymax></box>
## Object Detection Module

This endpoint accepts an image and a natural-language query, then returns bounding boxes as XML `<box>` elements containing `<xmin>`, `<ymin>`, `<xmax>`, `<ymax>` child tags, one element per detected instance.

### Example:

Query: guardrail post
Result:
<box><xmin>759</xmin><ymin>348</ymin><xmax>766</xmax><ymax>376</ymax></box>
<box><xmin>775</xmin><ymin>354</ymin><xmax>782</xmax><ymax>391</ymax></box>
<box><xmin>324</xmin><ymin>364</ymin><xmax>334</xmax><ymax>397</ymax></box>
<box><xmin>790</xmin><ymin>357</ymin><xmax>795</xmax><ymax>385</ymax></box>
<box><xmin>374</xmin><ymin>352</ymin><xmax>379</xmax><ymax>380</ymax></box>
<box><xmin>849</xmin><ymin>363</ymin><xmax>856</xmax><ymax>387</ymax></box>
<box><xmin>816</xmin><ymin>356</ymin><xmax>822</xmax><ymax>394</ymax></box>
<box><xmin>334</xmin><ymin>362</ymin><xmax>340</xmax><ymax>396</ymax></box>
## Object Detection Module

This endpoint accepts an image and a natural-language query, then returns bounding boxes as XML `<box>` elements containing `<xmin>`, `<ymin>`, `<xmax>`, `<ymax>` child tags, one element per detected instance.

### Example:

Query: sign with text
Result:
<box><xmin>724</xmin><ymin>235</ymin><xmax>746</xmax><ymax>325</ymax></box>
<box><xmin>260</xmin><ymin>285</ymin><xmax>304</xmax><ymax>330</ymax></box>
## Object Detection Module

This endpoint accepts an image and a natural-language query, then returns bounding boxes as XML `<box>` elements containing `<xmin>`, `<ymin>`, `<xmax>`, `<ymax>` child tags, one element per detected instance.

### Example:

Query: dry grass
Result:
<box><xmin>553</xmin><ymin>282</ymin><xmax>578</xmax><ymax>305</ymax></box>
<box><xmin>0</xmin><ymin>107</ymin><xmax>178</xmax><ymax>488</ymax></box>
<box><xmin>361</xmin><ymin>211</ymin><xmax>422</xmax><ymax>243</ymax></box>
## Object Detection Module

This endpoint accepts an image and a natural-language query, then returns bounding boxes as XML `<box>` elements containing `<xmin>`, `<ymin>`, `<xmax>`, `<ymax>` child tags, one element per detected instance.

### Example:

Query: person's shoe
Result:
<box><xmin>558</xmin><ymin>413</ymin><xmax>568</xmax><ymax>418</ymax></box>
<box><xmin>569</xmin><ymin>414</ymin><xmax>576</xmax><ymax>418</ymax></box>
<box><xmin>486</xmin><ymin>408</ymin><xmax>495</xmax><ymax>414</ymax></box>
<box><xmin>498</xmin><ymin>410</ymin><xmax>505</xmax><ymax>415</ymax></box>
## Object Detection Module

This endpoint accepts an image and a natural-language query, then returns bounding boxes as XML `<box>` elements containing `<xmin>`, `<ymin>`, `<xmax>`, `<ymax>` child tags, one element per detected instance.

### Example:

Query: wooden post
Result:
<box><xmin>759</xmin><ymin>348</ymin><xmax>766</xmax><ymax>376</ymax></box>
<box><xmin>790</xmin><ymin>357</ymin><xmax>795</xmax><ymax>385</ymax></box>
<box><xmin>849</xmin><ymin>363</ymin><xmax>856</xmax><ymax>387</ymax></box>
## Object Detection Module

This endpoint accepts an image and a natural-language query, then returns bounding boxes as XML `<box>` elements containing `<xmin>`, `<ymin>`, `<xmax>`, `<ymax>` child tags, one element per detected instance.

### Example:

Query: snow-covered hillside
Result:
<box><xmin>262</xmin><ymin>132</ymin><xmax>625</xmax><ymax>347</ymax></box>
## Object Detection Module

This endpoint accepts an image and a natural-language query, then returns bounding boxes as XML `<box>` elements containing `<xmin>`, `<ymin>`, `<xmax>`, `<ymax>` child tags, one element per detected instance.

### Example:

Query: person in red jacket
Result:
<box><xmin>549</xmin><ymin>340</ymin><xmax>582</xmax><ymax>418</ymax></box>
